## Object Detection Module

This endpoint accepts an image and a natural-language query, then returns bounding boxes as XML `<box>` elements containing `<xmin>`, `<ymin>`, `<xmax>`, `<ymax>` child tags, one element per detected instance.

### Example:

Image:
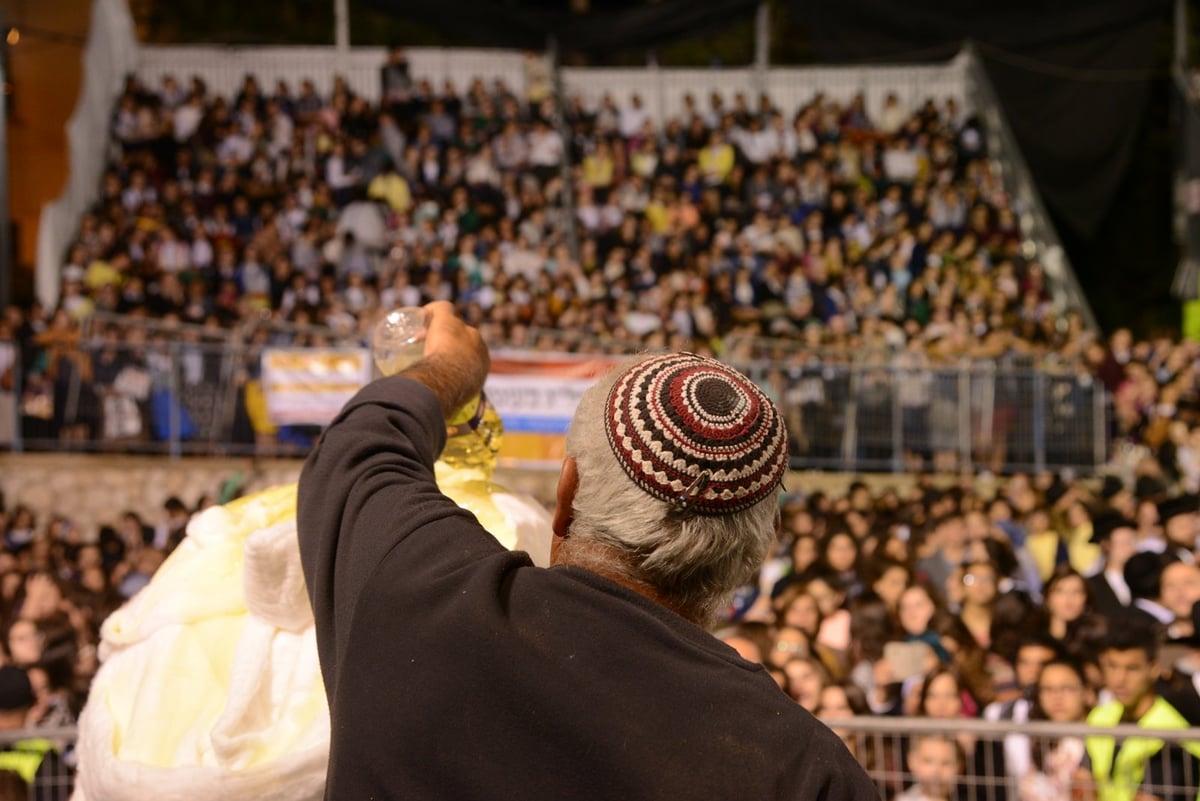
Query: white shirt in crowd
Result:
<box><xmin>173</xmin><ymin>101</ymin><xmax>204</xmax><ymax>143</ymax></box>
<box><xmin>527</xmin><ymin>128</ymin><xmax>564</xmax><ymax>167</ymax></box>
<box><xmin>618</xmin><ymin>101</ymin><xmax>649</xmax><ymax>139</ymax></box>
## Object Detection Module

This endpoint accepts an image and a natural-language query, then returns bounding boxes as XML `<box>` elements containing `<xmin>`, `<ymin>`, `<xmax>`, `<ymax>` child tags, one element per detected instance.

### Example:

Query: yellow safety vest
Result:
<box><xmin>1086</xmin><ymin>697</ymin><xmax>1200</xmax><ymax>801</ymax></box>
<box><xmin>0</xmin><ymin>737</ymin><xmax>55</xmax><ymax>784</ymax></box>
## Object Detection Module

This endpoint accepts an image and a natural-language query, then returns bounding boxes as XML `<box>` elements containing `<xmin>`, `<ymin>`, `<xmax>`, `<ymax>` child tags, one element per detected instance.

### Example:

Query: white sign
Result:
<box><xmin>484</xmin><ymin>374</ymin><xmax>596</xmax><ymax>433</ymax></box>
<box><xmin>262</xmin><ymin>348</ymin><xmax>373</xmax><ymax>425</ymax></box>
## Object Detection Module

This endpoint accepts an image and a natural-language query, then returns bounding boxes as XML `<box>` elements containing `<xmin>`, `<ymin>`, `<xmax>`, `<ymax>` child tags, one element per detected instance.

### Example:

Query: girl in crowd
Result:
<box><xmin>773</xmin><ymin>586</ymin><xmax>844</xmax><ymax>680</ymax></box>
<box><xmin>818</xmin><ymin>528</ymin><xmax>864</xmax><ymax>600</ymax></box>
<box><xmin>772</xmin><ymin>530</ymin><xmax>820</xmax><ymax>596</ymax></box>
<box><xmin>783</xmin><ymin>655</ymin><xmax>832</xmax><ymax>713</ymax></box>
<box><xmin>815</xmin><ymin>682</ymin><xmax>873</xmax><ymax>767</ymax></box>
<box><xmin>845</xmin><ymin>594</ymin><xmax>902</xmax><ymax>714</ymax></box>
<box><xmin>895</xmin><ymin>734</ymin><xmax>963</xmax><ymax>801</ymax></box>
<box><xmin>1020</xmin><ymin>658</ymin><xmax>1093</xmax><ymax>801</ymax></box>
<box><xmin>898</xmin><ymin>583</ymin><xmax>950</xmax><ymax>664</ymax></box>
<box><xmin>1035</xmin><ymin>565</ymin><xmax>1106</xmax><ymax>665</ymax></box>
<box><xmin>863</xmin><ymin>556</ymin><xmax>913</xmax><ymax>618</ymax></box>
<box><xmin>957</xmin><ymin>560</ymin><xmax>1000</xmax><ymax>651</ymax></box>
<box><xmin>916</xmin><ymin>665</ymin><xmax>1008</xmax><ymax>801</ymax></box>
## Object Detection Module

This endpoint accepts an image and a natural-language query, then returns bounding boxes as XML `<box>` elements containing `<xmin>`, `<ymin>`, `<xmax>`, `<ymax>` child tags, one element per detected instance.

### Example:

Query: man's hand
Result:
<box><xmin>401</xmin><ymin>301</ymin><xmax>489</xmax><ymax>420</ymax></box>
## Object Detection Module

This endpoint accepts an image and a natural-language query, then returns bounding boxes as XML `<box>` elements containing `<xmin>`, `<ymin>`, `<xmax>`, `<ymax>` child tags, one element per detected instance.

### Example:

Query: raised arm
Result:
<box><xmin>296</xmin><ymin>302</ymin><xmax>490</xmax><ymax>697</ymax></box>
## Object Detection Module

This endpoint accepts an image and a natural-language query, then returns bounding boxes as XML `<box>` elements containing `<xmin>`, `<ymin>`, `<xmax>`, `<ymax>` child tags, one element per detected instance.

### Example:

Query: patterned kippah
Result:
<box><xmin>604</xmin><ymin>353</ymin><xmax>789</xmax><ymax>515</ymax></box>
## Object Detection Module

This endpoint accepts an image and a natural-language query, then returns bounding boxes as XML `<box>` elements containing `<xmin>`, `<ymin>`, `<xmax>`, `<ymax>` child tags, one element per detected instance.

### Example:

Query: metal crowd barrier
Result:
<box><xmin>0</xmin><ymin>726</ymin><xmax>77</xmax><ymax>800</ymax></box>
<box><xmin>6</xmin><ymin>717</ymin><xmax>1200</xmax><ymax>800</ymax></box>
<box><xmin>825</xmin><ymin>716</ymin><xmax>1200</xmax><ymax>801</ymax></box>
<box><xmin>0</xmin><ymin>324</ymin><xmax>1107</xmax><ymax>473</ymax></box>
<box><xmin>735</xmin><ymin>358</ymin><xmax>1107</xmax><ymax>475</ymax></box>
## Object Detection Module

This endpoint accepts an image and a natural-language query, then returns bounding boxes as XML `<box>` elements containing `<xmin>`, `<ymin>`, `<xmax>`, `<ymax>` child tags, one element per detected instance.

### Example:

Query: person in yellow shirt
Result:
<box><xmin>698</xmin><ymin>130</ymin><xmax>734</xmax><ymax>186</ymax></box>
<box><xmin>1086</xmin><ymin>617</ymin><xmax>1200</xmax><ymax>801</ymax></box>
<box><xmin>581</xmin><ymin>140</ymin><xmax>615</xmax><ymax>201</ymax></box>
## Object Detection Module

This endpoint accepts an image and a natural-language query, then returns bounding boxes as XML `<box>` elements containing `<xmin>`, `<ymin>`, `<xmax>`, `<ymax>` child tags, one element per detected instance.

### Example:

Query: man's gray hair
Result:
<box><xmin>562</xmin><ymin>356</ymin><xmax>781</xmax><ymax>624</ymax></box>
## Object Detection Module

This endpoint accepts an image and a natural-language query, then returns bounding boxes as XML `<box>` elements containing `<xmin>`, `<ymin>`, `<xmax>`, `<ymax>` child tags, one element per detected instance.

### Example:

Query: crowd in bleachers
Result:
<box><xmin>3</xmin><ymin>51</ymin><xmax>1200</xmax><ymax>470</ymax></box>
<box><xmin>4</xmin><ymin>49</ymin><xmax>1200</xmax><ymax>797</ymax></box>
<box><xmin>59</xmin><ymin>54</ymin><xmax>1055</xmax><ymax>357</ymax></box>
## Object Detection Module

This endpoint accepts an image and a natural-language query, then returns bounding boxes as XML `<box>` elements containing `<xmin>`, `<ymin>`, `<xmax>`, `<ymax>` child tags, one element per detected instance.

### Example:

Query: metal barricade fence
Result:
<box><xmin>7</xmin><ymin>718</ymin><xmax>1200</xmax><ymax>799</ymax></box>
<box><xmin>735</xmin><ymin>360</ymin><xmax>1105</xmax><ymax>475</ymax></box>
<box><xmin>2</xmin><ymin>329</ymin><xmax>1107</xmax><ymax>473</ymax></box>
<box><xmin>0</xmin><ymin>726</ymin><xmax>77</xmax><ymax>800</ymax></box>
<box><xmin>824</xmin><ymin>716</ymin><xmax>1200</xmax><ymax>801</ymax></box>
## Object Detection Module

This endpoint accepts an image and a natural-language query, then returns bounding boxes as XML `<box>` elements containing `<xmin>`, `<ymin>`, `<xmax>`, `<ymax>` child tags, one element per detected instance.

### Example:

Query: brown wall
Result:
<box><xmin>5</xmin><ymin>0</ymin><xmax>89</xmax><ymax>292</ymax></box>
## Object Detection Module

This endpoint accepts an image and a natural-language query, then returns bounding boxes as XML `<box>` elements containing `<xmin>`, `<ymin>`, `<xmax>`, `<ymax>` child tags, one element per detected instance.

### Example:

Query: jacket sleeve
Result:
<box><xmin>296</xmin><ymin>375</ymin><xmax>480</xmax><ymax>698</ymax></box>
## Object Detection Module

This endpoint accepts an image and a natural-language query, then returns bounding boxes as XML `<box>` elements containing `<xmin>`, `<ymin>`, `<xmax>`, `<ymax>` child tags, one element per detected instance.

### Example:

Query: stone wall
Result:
<box><xmin>0</xmin><ymin>454</ymin><xmax>307</xmax><ymax>536</ymax></box>
<box><xmin>0</xmin><ymin>454</ymin><xmax>567</xmax><ymax>538</ymax></box>
<box><xmin>0</xmin><ymin>453</ymin><xmax>926</xmax><ymax>539</ymax></box>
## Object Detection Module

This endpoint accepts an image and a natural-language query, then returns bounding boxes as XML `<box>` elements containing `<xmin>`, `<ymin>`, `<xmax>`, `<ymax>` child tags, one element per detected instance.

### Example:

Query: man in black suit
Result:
<box><xmin>1159</xmin><ymin>600</ymin><xmax>1200</xmax><ymax>725</ymax></box>
<box><xmin>1124</xmin><ymin>550</ymin><xmax>1180</xmax><ymax>636</ymax></box>
<box><xmin>1158</xmin><ymin>494</ymin><xmax>1199</xmax><ymax>565</ymax></box>
<box><xmin>1087</xmin><ymin>511</ymin><xmax>1136</xmax><ymax>618</ymax></box>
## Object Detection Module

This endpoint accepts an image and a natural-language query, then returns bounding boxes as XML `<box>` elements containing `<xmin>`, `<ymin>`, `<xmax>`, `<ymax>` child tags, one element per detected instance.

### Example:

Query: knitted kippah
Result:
<box><xmin>604</xmin><ymin>353</ymin><xmax>789</xmax><ymax>515</ymax></box>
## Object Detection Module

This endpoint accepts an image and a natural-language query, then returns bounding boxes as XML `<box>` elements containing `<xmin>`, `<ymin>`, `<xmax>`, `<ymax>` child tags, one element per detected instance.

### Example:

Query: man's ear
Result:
<box><xmin>552</xmin><ymin>456</ymin><xmax>578</xmax><ymax>542</ymax></box>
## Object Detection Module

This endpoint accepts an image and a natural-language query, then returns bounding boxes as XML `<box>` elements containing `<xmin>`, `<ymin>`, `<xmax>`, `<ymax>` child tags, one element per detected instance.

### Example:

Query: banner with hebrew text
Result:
<box><xmin>485</xmin><ymin>355</ymin><xmax>620</xmax><ymax>434</ymax></box>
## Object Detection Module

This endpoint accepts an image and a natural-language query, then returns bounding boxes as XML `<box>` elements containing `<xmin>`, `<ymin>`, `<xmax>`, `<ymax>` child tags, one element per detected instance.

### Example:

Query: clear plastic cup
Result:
<box><xmin>372</xmin><ymin>307</ymin><xmax>427</xmax><ymax>376</ymax></box>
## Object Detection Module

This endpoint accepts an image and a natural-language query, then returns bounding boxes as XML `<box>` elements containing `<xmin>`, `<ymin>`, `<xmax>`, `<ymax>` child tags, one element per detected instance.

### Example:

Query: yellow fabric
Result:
<box><xmin>0</xmin><ymin>739</ymin><xmax>54</xmax><ymax>784</ymax></box>
<box><xmin>367</xmin><ymin>173</ymin><xmax>412</xmax><ymax>214</ymax></box>
<box><xmin>243</xmin><ymin>380</ymin><xmax>277</xmax><ymax>435</ymax></box>
<box><xmin>85</xmin><ymin>260</ymin><xmax>122</xmax><ymax>290</ymax></box>
<box><xmin>1067</xmin><ymin>523</ymin><xmax>1101</xmax><ymax>575</ymax></box>
<box><xmin>1086</xmin><ymin>697</ymin><xmax>1200</xmax><ymax>801</ymax></box>
<box><xmin>644</xmin><ymin>201</ymin><xmax>670</xmax><ymax>234</ymax></box>
<box><xmin>581</xmin><ymin>155</ymin><xmax>614</xmax><ymax>188</ymax></box>
<box><xmin>698</xmin><ymin>144</ymin><xmax>734</xmax><ymax>184</ymax></box>
<box><xmin>1024</xmin><ymin>529</ymin><xmax>1061</xmax><ymax>582</ymax></box>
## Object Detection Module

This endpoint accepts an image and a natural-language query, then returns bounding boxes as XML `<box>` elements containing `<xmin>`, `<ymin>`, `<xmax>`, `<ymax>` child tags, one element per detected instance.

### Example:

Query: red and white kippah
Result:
<box><xmin>604</xmin><ymin>353</ymin><xmax>789</xmax><ymax>515</ymax></box>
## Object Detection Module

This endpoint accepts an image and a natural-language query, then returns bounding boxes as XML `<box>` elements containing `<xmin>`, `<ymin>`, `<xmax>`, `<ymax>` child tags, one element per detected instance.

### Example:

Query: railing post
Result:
<box><xmin>1032</xmin><ymin>370</ymin><xmax>1046</xmax><ymax>473</ymax></box>
<box><xmin>958</xmin><ymin>365</ymin><xmax>971</xmax><ymax>473</ymax></box>
<box><xmin>168</xmin><ymin>341</ymin><xmax>182</xmax><ymax>460</ymax></box>
<box><xmin>891</xmin><ymin>365</ymin><xmax>904</xmax><ymax>474</ymax></box>
<box><xmin>754</xmin><ymin>2</ymin><xmax>769</xmax><ymax>98</ymax></box>
<box><xmin>842</xmin><ymin>365</ymin><xmax>859</xmax><ymax>470</ymax></box>
<box><xmin>1095</xmin><ymin>381</ymin><xmax>1108</xmax><ymax>469</ymax></box>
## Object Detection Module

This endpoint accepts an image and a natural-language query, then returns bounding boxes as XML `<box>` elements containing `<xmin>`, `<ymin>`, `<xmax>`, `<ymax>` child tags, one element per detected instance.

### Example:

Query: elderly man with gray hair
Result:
<box><xmin>297</xmin><ymin>301</ymin><xmax>876</xmax><ymax>800</ymax></box>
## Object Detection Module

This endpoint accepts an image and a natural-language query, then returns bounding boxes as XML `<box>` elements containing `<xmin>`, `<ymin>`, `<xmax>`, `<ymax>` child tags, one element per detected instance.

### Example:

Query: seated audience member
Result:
<box><xmin>800</xmin><ymin>565</ymin><xmax>853</xmax><ymax>656</ymax></box>
<box><xmin>1156</xmin><ymin>495</ymin><xmax>1199</xmax><ymax>565</ymax></box>
<box><xmin>1157</xmin><ymin>600</ymin><xmax>1200</xmax><ymax>725</ymax></box>
<box><xmin>1123</xmin><ymin>551</ymin><xmax>1178</xmax><ymax>635</ymax></box>
<box><xmin>1086</xmin><ymin>512</ymin><xmax>1136</xmax><ymax>617</ymax></box>
<box><xmin>1159</xmin><ymin>560</ymin><xmax>1200</xmax><ymax>641</ymax></box>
